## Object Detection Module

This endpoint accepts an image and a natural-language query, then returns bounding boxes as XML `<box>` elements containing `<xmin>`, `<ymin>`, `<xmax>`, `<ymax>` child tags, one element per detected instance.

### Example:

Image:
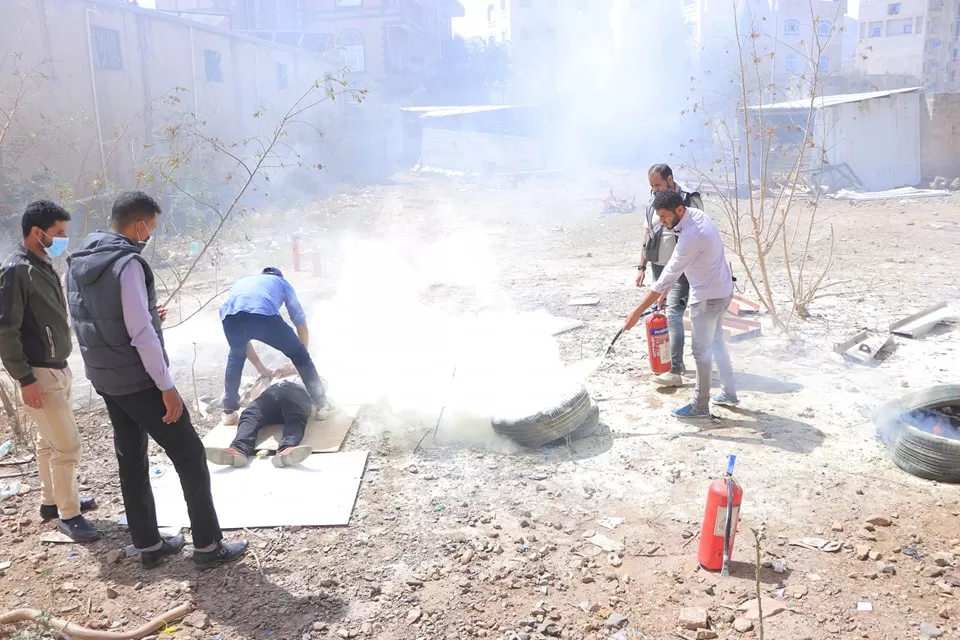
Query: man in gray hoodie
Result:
<box><xmin>67</xmin><ymin>191</ymin><xmax>247</xmax><ymax>571</ymax></box>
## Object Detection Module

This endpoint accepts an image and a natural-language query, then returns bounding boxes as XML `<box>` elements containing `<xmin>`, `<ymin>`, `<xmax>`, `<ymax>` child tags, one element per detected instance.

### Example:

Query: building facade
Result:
<box><xmin>0</xmin><ymin>0</ymin><xmax>335</xmax><ymax>209</ymax></box>
<box><xmin>156</xmin><ymin>0</ymin><xmax>465</xmax><ymax>95</ymax></box>
<box><xmin>855</xmin><ymin>0</ymin><xmax>960</xmax><ymax>92</ymax></box>
<box><xmin>683</xmin><ymin>0</ymin><xmax>848</xmax><ymax>99</ymax></box>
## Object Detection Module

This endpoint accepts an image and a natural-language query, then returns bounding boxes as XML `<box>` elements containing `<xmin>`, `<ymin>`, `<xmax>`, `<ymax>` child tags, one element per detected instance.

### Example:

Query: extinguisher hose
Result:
<box><xmin>721</xmin><ymin>476</ymin><xmax>733</xmax><ymax>576</ymax></box>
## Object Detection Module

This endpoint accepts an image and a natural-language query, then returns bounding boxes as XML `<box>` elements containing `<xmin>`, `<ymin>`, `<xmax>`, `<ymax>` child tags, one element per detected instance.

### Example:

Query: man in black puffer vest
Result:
<box><xmin>67</xmin><ymin>191</ymin><xmax>248</xmax><ymax>571</ymax></box>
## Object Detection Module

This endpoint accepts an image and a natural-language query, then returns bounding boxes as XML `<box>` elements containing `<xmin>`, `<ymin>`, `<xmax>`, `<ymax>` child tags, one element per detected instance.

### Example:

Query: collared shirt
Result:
<box><xmin>651</xmin><ymin>207</ymin><xmax>733</xmax><ymax>305</ymax></box>
<box><xmin>643</xmin><ymin>182</ymin><xmax>704</xmax><ymax>266</ymax></box>
<box><xmin>119</xmin><ymin>260</ymin><xmax>174</xmax><ymax>392</ymax></box>
<box><xmin>219</xmin><ymin>274</ymin><xmax>307</xmax><ymax>327</ymax></box>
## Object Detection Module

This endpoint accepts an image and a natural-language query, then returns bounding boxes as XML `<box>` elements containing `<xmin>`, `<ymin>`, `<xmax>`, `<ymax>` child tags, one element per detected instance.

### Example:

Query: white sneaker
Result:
<box><xmin>220</xmin><ymin>411</ymin><xmax>239</xmax><ymax>427</ymax></box>
<box><xmin>652</xmin><ymin>372</ymin><xmax>683</xmax><ymax>387</ymax></box>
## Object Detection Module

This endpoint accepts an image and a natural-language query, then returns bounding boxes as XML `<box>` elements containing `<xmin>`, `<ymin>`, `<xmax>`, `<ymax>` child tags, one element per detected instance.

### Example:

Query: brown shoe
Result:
<box><xmin>205</xmin><ymin>447</ymin><xmax>247</xmax><ymax>467</ymax></box>
<box><xmin>271</xmin><ymin>445</ymin><xmax>312</xmax><ymax>468</ymax></box>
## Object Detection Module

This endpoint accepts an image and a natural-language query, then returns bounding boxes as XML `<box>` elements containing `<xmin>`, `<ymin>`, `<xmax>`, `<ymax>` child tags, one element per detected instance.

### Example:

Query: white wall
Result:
<box><xmin>823</xmin><ymin>91</ymin><xmax>921</xmax><ymax>189</ymax></box>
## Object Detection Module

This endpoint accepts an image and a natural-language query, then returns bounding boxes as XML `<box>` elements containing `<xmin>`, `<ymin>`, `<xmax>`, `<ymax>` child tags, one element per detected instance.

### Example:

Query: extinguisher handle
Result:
<box><xmin>725</xmin><ymin>454</ymin><xmax>737</xmax><ymax>476</ymax></box>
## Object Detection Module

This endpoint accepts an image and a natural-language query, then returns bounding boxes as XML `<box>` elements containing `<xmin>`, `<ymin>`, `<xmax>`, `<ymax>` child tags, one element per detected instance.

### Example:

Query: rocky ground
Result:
<box><xmin>1</xmin><ymin>170</ymin><xmax>960</xmax><ymax>640</ymax></box>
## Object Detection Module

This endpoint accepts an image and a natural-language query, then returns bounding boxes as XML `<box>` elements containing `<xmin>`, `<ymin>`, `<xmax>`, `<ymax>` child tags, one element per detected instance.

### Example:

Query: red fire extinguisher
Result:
<box><xmin>645</xmin><ymin>305</ymin><xmax>671</xmax><ymax>374</ymax></box>
<box><xmin>698</xmin><ymin>455</ymin><xmax>743</xmax><ymax>575</ymax></box>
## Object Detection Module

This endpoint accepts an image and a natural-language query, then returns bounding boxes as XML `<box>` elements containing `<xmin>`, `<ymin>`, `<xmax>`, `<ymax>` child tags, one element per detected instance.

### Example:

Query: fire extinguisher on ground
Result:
<box><xmin>645</xmin><ymin>305</ymin><xmax>672</xmax><ymax>374</ymax></box>
<box><xmin>698</xmin><ymin>454</ymin><xmax>743</xmax><ymax>575</ymax></box>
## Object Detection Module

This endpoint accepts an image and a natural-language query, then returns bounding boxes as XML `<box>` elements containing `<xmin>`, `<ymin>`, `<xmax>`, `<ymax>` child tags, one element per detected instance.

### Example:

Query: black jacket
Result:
<box><xmin>0</xmin><ymin>246</ymin><xmax>72</xmax><ymax>385</ymax></box>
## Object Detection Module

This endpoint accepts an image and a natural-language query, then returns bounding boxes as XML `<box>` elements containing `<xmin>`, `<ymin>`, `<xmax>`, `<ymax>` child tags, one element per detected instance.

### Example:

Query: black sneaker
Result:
<box><xmin>193</xmin><ymin>540</ymin><xmax>249</xmax><ymax>571</ymax></box>
<box><xmin>40</xmin><ymin>496</ymin><xmax>97</xmax><ymax>522</ymax></box>
<box><xmin>57</xmin><ymin>515</ymin><xmax>101</xmax><ymax>542</ymax></box>
<box><xmin>141</xmin><ymin>534</ymin><xmax>186</xmax><ymax>570</ymax></box>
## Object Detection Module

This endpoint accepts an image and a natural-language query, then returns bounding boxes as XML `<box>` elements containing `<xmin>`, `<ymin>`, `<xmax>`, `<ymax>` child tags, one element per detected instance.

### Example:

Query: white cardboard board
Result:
<box><xmin>118</xmin><ymin>451</ymin><xmax>367</xmax><ymax>530</ymax></box>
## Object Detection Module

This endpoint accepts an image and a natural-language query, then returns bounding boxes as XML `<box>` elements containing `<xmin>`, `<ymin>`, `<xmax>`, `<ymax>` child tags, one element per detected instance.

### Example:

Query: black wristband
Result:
<box><xmin>637</xmin><ymin>263</ymin><xmax>646</xmax><ymax>271</ymax></box>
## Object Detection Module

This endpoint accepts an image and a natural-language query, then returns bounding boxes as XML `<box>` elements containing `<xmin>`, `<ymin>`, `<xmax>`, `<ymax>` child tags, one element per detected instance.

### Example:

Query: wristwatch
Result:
<box><xmin>637</xmin><ymin>263</ymin><xmax>646</xmax><ymax>271</ymax></box>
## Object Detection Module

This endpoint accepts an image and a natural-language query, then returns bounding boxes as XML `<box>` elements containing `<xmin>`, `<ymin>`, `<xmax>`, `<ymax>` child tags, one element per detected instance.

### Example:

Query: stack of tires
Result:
<box><xmin>874</xmin><ymin>385</ymin><xmax>960</xmax><ymax>483</ymax></box>
<box><xmin>491</xmin><ymin>383</ymin><xmax>600</xmax><ymax>448</ymax></box>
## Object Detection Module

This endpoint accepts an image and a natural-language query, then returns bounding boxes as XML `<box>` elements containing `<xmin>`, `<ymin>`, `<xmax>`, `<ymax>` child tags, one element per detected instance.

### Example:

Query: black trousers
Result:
<box><xmin>231</xmin><ymin>382</ymin><xmax>312</xmax><ymax>456</ymax></box>
<box><xmin>101</xmin><ymin>387</ymin><xmax>222</xmax><ymax>550</ymax></box>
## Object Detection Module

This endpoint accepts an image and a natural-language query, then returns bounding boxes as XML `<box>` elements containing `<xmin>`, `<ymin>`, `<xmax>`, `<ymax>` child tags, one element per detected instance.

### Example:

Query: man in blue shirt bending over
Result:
<box><xmin>219</xmin><ymin>267</ymin><xmax>327</xmax><ymax>426</ymax></box>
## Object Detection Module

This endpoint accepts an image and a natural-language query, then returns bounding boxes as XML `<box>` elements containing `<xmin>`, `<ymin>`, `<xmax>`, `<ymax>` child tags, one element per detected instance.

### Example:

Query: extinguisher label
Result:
<box><xmin>659</xmin><ymin>341</ymin><xmax>670</xmax><ymax>364</ymax></box>
<box><xmin>714</xmin><ymin>505</ymin><xmax>740</xmax><ymax>537</ymax></box>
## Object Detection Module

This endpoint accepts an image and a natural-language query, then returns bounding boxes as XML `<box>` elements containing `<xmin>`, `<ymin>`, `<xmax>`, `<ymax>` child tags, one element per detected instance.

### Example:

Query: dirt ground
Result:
<box><xmin>2</xmin><ymin>170</ymin><xmax>960</xmax><ymax>640</ymax></box>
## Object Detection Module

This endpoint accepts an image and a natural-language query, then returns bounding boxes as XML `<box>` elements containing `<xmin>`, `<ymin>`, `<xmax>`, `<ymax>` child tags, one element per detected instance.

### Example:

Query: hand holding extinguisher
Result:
<box><xmin>698</xmin><ymin>455</ymin><xmax>743</xmax><ymax>575</ymax></box>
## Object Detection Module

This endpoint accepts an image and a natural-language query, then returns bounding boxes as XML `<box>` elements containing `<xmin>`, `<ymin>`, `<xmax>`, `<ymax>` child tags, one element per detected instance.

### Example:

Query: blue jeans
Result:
<box><xmin>689</xmin><ymin>296</ymin><xmax>736</xmax><ymax>410</ymax></box>
<box><xmin>651</xmin><ymin>264</ymin><xmax>689</xmax><ymax>374</ymax></box>
<box><xmin>221</xmin><ymin>312</ymin><xmax>325</xmax><ymax>413</ymax></box>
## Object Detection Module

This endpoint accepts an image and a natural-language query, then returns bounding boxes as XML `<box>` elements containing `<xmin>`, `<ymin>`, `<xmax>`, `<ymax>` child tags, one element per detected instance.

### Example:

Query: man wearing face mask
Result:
<box><xmin>0</xmin><ymin>201</ymin><xmax>100</xmax><ymax>542</ymax></box>
<box><xmin>67</xmin><ymin>191</ymin><xmax>248</xmax><ymax>570</ymax></box>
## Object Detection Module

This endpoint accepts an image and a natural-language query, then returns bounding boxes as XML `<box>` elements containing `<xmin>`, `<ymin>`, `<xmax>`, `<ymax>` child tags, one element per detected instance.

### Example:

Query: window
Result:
<box><xmin>916</xmin><ymin>17</ymin><xmax>923</xmax><ymax>32</ymax></box>
<box><xmin>337</xmin><ymin>30</ymin><xmax>365</xmax><ymax>72</ymax></box>
<box><xmin>819</xmin><ymin>55</ymin><xmax>830</xmax><ymax>73</ymax></box>
<box><xmin>783</xmin><ymin>18</ymin><xmax>800</xmax><ymax>35</ymax></box>
<box><xmin>887</xmin><ymin>18</ymin><xmax>913</xmax><ymax>35</ymax></box>
<box><xmin>501</xmin><ymin>29</ymin><xmax>507</xmax><ymax>41</ymax></box>
<box><xmin>487</xmin><ymin>4</ymin><xmax>494</xmax><ymax>22</ymax></box>
<box><xmin>785</xmin><ymin>54</ymin><xmax>798</xmax><ymax>72</ymax></box>
<box><xmin>933</xmin><ymin>39</ymin><xmax>942</xmax><ymax>47</ymax></box>
<box><xmin>519</xmin><ymin>0</ymin><xmax>532</xmax><ymax>5</ymax></box>
<box><xmin>335</xmin><ymin>0</ymin><xmax>361</xmax><ymax>6</ymax></box>
<box><xmin>276</xmin><ymin>63</ymin><xmax>288</xmax><ymax>90</ymax></box>
<box><xmin>520</xmin><ymin>29</ymin><xmax>533</xmax><ymax>40</ymax></box>
<box><xmin>500</xmin><ymin>0</ymin><xmax>505</xmax><ymax>8</ymax></box>
<box><xmin>685</xmin><ymin>21</ymin><xmax>695</xmax><ymax>38</ymax></box>
<box><xmin>817</xmin><ymin>20</ymin><xmax>831</xmax><ymax>37</ymax></box>
<box><xmin>860</xmin><ymin>22</ymin><xmax>866</xmax><ymax>38</ymax></box>
<box><xmin>869</xmin><ymin>21</ymin><xmax>883</xmax><ymax>36</ymax></box>
<box><xmin>887</xmin><ymin>2</ymin><xmax>901</xmax><ymax>14</ymax></box>
<box><xmin>91</xmin><ymin>26</ymin><xmax>122</xmax><ymax>70</ymax></box>
<box><xmin>204</xmin><ymin>49</ymin><xmax>222</xmax><ymax>82</ymax></box>
<box><xmin>682</xmin><ymin>0</ymin><xmax>696</xmax><ymax>6</ymax></box>
<box><xmin>954</xmin><ymin>47</ymin><xmax>958</xmax><ymax>61</ymax></box>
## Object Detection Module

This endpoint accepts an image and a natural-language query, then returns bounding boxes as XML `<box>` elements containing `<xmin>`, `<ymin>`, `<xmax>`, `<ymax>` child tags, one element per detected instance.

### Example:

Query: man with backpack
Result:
<box><xmin>636</xmin><ymin>163</ymin><xmax>704</xmax><ymax>387</ymax></box>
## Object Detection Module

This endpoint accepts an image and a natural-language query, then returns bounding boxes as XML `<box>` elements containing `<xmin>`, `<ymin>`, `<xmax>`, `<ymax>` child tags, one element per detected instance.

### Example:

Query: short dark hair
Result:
<box><xmin>21</xmin><ymin>200</ymin><xmax>71</xmax><ymax>238</ymax></box>
<box><xmin>111</xmin><ymin>191</ymin><xmax>161</xmax><ymax>228</ymax></box>
<box><xmin>648</xmin><ymin>163</ymin><xmax>673</xmax><ymax>180</ymax></box>
<box><xmin>262</xmin><ymin>267</ymin><xmax>284</xmax><ymax>278</ymax></box>
<box><xmin>652</xmin><ymin>189</ymin><xmax>685</xmax><ymax>212</ymax></box>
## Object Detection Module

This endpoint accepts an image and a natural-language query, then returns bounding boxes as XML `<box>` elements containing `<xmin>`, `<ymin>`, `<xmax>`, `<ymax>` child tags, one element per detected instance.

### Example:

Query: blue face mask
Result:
<box><xmin>43</xmin><ymin>234</ymin><xmax>69</xmax><ymax>258</ymax></box>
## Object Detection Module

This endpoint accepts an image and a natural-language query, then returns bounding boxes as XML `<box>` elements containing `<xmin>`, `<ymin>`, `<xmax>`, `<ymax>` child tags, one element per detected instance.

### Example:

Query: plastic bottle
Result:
<box><xmin>0</xmin><ymin>481</ymin><xmax>21</xmax><ymax>501</ymax></box>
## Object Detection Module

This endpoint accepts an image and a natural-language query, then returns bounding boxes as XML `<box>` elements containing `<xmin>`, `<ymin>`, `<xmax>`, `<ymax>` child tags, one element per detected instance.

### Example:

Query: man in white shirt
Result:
<box><xmin>623</xmin><ymin>189</ymin><xmax>738</xmax><ymax>419</ymax></box>
<box><xmin>636</xmin><ymin>164</ymin><xmax>704</xmax><ymax>387</ymax></box>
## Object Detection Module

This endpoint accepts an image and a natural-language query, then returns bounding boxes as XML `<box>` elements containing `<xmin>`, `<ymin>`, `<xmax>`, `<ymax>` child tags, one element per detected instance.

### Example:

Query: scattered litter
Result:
<box><xmin>789</xmin><ymin>537</ymin><xmax>842</xmax><ymax>552</ymax></box>
<box><xmin>902</xmin><ymin>546</ymin><xmax>922</xmax><ymax>561</ymax></box>
<box><xmin>0</xmin><ymin>440</ymin><xmax>12</xmax><ymax>460</ymax></box>
<box><xmin>832</xmin><ymin>187</ymin><xmax>951</xmax><ymax>201</ymax></box>
<box><xmin>889</xmin><ymin>302</ymin><xmax>957</xmax><ymax>339</ymax></box>
<box><xmin>833</xmin><ymin>329</ymin><xmax>895</xmax><ymax>366</ymax></box>
<box><xmin>585</xmin><ymin>533</ymin><xmax>624</xmax><ymax>553</ymax></box>
<box><xmin>0</xmin><ymin>561</ymin><xmax>11</xmax><ymax>571</ymax></box>
<box><xmin>0</xmin><ymin>481</ymin><xmax>21</xmax><ymax>501</ymax></box>
<box><xmin>0</xmin><ymin>453</ymin><xmax>34</xmax><ymax>467</ymax></box>
<box><xmin>728</xmin><ymin>295</ymin><xmax>761</xmax><ymax>316</ymax></box>
<box><xmin>567</xmin><ymin>296</ymin><xmax>600</xmax><ymax>307</ymax></box>
<box><xmin>773</xmin><ymin>560</ymin><xmax>787</xmax><ymax>573</ymax></box>
<box><xmin>39</xmin><ymin>531</ymin><xmax>79</xmax><ymax>544</ymax></box>
<box><xmin>944</xmin><ymin>571</ymin><xmax>960</xmax><ymax>587</ymax></box>
<box><xmin>597</xmin><ymin>516</ymin><xmax>626</xmax><ymax>530</ymax></box>
<box><xmin>601</xmin><ymin>190</ymin><xmax>636</xmax><ymax>214</ymax></box>
<box><xmin>857</xmin><ymin>602</ymin><xmax>873</xmax><ymax>612</ymax></box>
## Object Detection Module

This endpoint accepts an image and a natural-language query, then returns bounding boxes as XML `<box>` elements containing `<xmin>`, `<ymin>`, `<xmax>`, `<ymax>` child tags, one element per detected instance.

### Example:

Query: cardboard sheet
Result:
<box><xmin>120</xmin><ymin>451</ymin><xmax>368</xmax><ymax>530</ymax></box>
<box><xmin>201</xmin><ymin>405</ymin><xmax>358</xmax><ymax>453</ymax></box>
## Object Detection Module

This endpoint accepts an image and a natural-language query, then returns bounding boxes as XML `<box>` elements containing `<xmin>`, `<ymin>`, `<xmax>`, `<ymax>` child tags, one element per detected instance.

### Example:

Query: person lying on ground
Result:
<box><xmin>206</xmin><ymin>381</ymin><xmax>313</xmax><ymax>469</ymax></box>
<box><xmin>0</xmin><ymin>201</ymin><xmax>99</xmax><ymax>542</ymax></box>
<box><xmin>622</xmin><ymin>189</ymin><xmax>738</xmax><ymax>419</ymax></box>
<box><xmin>218</xmin><ymin>267</ymin><xmax>331</xmax><ymax>427</ymax></box>
<box><xmin>66</xmin><ymin>191</ymin><xmax>248</xmax><ymax>570</ymax></box>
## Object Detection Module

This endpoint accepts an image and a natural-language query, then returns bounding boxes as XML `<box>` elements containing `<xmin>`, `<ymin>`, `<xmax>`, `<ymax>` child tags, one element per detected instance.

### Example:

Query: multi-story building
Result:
<box><xmin>855</xmin><ymin>0</ymin><xmax>960</xmax><ymax>91</ymax></box>
<box><xmin>155</xmin><ymin>0</ymin><xmax>465</xmax><ymax>94</ymax></box>
<box><xmin>683</xmin><ymin>0</ymin><xmax>849</xmax><ymax>99</ymax></box>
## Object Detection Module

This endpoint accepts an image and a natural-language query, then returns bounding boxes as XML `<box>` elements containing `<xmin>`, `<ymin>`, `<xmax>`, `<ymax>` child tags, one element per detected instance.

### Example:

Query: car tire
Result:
<box><xmin>491</xmin><ymin>384</ymin><xmax>592</xmax><ymax>448</ymax></box>
<box><xmin>567</xmin><ymin>402</ymin><xmax>600</xmax><ymax>441</ymax></box>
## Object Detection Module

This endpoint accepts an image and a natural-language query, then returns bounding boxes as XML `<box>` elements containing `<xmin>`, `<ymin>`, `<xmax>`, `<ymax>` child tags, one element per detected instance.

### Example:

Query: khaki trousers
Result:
<box><xmin>22</xmin><ymin>367</ymin><xmax>81</xmax><ymax>519</ymax></box>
